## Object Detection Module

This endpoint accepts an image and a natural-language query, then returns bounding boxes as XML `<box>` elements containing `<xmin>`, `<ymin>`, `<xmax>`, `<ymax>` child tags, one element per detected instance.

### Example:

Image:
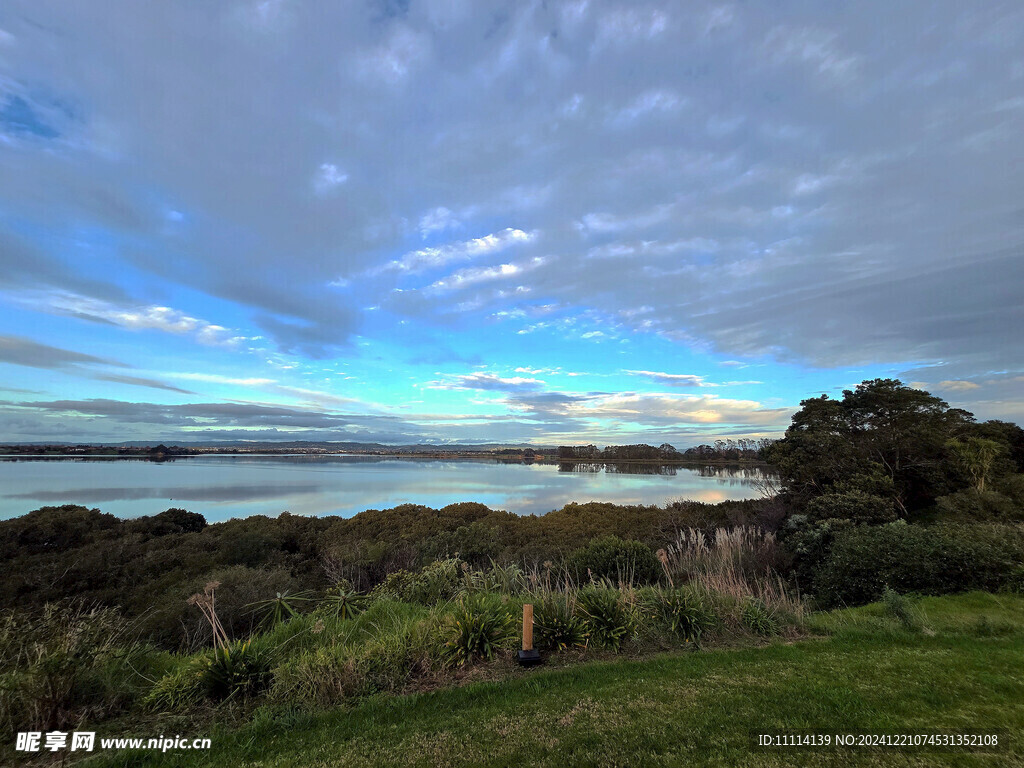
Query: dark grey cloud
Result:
<box><xmin>92</xmin><ymin>373</ymin><xmax>194</xmax><ymax>394</ymax></box>
<box><xmin>0</xmin><ymin>335</ymin><xmax>194</xmax><ymax>394</ymax></box>
<box><xmin>0</xmin><ymin>334</ymin><xmax>127</xmax><ymax>370</ymax></box>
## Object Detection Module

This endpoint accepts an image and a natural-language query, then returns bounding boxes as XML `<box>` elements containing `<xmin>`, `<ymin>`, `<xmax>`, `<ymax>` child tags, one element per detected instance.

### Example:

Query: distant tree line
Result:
<box><xmin>557</xmin><ymin>439</ymin><xmax>774</xmax><ymax>462</ymax></box>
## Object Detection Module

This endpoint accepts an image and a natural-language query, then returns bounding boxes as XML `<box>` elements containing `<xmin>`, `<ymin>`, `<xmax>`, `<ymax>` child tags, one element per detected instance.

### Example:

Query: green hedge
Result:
<box><xmin>812</xmin><ymin>522</ymin><xmax>1024</xmax><ymax>607</ymax></box>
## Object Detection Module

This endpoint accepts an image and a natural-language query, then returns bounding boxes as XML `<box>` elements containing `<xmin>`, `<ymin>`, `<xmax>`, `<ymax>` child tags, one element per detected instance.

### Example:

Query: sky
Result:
<box><xmin>0</xmin><ymin>1</ymin><xmax>1022</xmax><ymax>446</ymax></box>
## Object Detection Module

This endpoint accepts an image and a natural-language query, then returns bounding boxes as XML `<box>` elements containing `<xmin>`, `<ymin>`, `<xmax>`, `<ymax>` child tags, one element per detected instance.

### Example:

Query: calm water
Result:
<box><xmin>0</xmin><ymin>455</ymin><xmax>771</xmax><ymax>522</ymax></box>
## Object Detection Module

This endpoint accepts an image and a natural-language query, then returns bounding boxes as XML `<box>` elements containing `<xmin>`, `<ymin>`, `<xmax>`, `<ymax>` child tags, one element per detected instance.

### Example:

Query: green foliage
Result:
<box><xmin>881</xmin><ymin>588</ymin><xmax>923</xmax><ymax>632</ymax></box>
<box><xmin>740</xmin><ymin>598</ymin><xmax>780</xmax><ymax>636</ymax></box>
<box><xmin>420</xmin><ymin>522</ymin><xmax>501</xmax><ymax>568</ymax></box>
<box><xmin>439</xmin><ymin>593</ymin><xmax>516</xmax><ymax>666</ymax></box>
<box><xmin>812</xmin><ymin>521</ymin><xmax>1024</xmax><ymax>608</ymax></box>
<box><xmin>371</xmin><ymin>559</ymin><xmax>463</xmax><ymax>606</ymax></box>
<box><xmin>768</xmin><ymin>379</ymin><xmax>985</xmax><ymax>513</ymax></box>
<box><xmin>270</xmin><ymin>647</ymin><xmax>358</xmax><ymax>707</ymax></box>
<box><xmin>144</xmin><ymin>657</ymin><xmax>207</xmax><ymax>711</ymax></box>
<box><xmin>533</xmin><ymin>595</ymin><xmax>588</xmax><ymax>652</ymax></box>
<box><xmin>202</xmin><ymin>640</ymin><xmax>271</xmax><ymax>701</ymax></box>
<box><xmin>566</xmin><ymin>536</ymin><xmax>661</xmax><ymax>585</ymax></box>
<box><xmin>0</xmin><ymin>603</ymin><xmax>139</xmax><ymax>732</ymax></box>
<box><xmin>805</xmin><ymin>490</ymin><xmax>897</xmax><ymax>525</ymax></box>
<box><xmin>577</xmin><ymin>587</ymin><xmax>636</xmax><ymax>651</ymax></box>
<box><xmin>780</xmin><ymin>515</ymin><xmax>851</xmax><ymax>592</ymax></box>
<box><xmin>935</xmin><ymin>487</ymin><xmax>1023</xmax><ymax>523</ymax></box>
<box><xmin>946</xmin><ymin>437</ymin><xmax>1005</xmax><ymax>492</ymax></box>
<box><xmin>318</xmin><ymin>582</ymin><xmax>369</xmax><ymax>620</ymax></box>
<box><xmin>249</xmin><ymin>590</ymin><xmax>314</xmax><ymax>631</ymax></box>
<box><xmin>641</xmin><ymin>587</ymin><xmax>717</xmax><ymax>644</ymax></box>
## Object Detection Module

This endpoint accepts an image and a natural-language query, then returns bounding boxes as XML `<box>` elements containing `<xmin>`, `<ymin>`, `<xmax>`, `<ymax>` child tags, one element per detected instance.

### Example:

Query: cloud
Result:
<box><xmin>938</xmin><ymin>380</ymin><xmax>981</xmax><ymax>392</ymax></box>
<box><xmin>379</xmin><ymin>229</ymin><xmax>535</xmax><ymax>274</ymax></box>
<box><xmin>0</xmin><ymin>1</ymin><xmax>1021</xmax><ymax>432</ymax></box>
<box><xmin>0</xmin><ymin>335</ymin><xmax>192</xmax><ymax>393</ymax></box>
<box><xmin>429</xmin><ymin>372</ymin><xmax>546</xmax><ymax>393</ymax></box>
<box><xmin>20</xmin><ymin>292</ymin><xmax>248</xmax><ymax>347</ymax></box>
<box><xmin>0</xmin><ymin>334</ymin><xmax>127</xmax><ymax>370</ymax></box>
<box><xmin>625</xmin><ymin>370</ymin><xmax>706</xmax><ymax>387</ymax></box>
<box><xmin>313</xmin><ymin>163</ymin><xmax>348</xmax><ymax>193</ymax></box>
<box><xmin>427</xmin><ymin>257</ymin><xmax>545</xmax><ymax>291</ymax></box>
<box><xmin>92</xmin><ymin>373</ymin><xmax>194</xmax><ymax>394</ymax></box>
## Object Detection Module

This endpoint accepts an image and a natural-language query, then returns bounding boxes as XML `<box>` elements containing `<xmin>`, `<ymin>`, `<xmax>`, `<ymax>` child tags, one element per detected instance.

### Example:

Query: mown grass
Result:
<box><xmin>87</xmin><ymin>592</ymin><xmax>1024</xmax><ymax>768</ymax></box>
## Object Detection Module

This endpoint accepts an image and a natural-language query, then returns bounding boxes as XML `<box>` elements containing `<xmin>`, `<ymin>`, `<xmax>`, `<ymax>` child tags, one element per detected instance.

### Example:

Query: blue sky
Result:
<box><xmin>0</xmin><ymin>1</ymin><xmax>1022</xmax><ymax>445</ymax></box>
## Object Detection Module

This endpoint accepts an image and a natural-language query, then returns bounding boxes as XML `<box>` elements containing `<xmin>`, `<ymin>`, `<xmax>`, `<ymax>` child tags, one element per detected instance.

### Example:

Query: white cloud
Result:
<box><xmin>763</xmin><ymin>26</ymin><xmax>861</xmax><ymax>85</ymax></box>
<box><xmin>314</xmin><ymin>163</ymin><xmax>348</xmax><ymax>193</ymax></box>
<box><xmin>33</xmin><ymin>292</ymin><xmax>248</xmax><ymax>347</ymax></box>
<box><xmin>625</xmin><ymin>370</ymin><xmax>706</xmax><ymax>387</ymax></box>
<box><xmin>357</xmin><ymin>26</ymin><xmax>430</xmax><ymax>84</ymax></box>
<box><xmin>611</xmin><ymin>89</ymin><xmax>685</xmax><ymax>125</ymax></box>
<box><xmin>418</xmin><ymin>206</ymin><xmax>462</xmax><ymax>238</ymax></box>
<box><xmin>380</xmin><ymin>228</ymin><xmax>535</xmax><ymax>274</ymax></box>
<box><xmin>428</xmin><ymin>257</ymin><xmax>545</xmax><ymax>291</ymax></box>
<box><xmin>428</xmin><ymin>372</ymin><xmax>545</xmax><ymax>392</ymax></box>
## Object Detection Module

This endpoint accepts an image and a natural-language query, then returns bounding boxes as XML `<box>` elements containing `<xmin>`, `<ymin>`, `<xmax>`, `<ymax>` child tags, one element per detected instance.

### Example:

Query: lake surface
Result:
<box><xmin>0</xmin><ymin>455</ymin><xmax>772</xmax><ymax>522</ymax></box>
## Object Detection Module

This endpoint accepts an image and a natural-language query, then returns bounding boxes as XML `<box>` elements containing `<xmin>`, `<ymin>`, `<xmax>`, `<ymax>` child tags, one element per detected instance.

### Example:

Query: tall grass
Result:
<box><xmin>0</xmin><ymin>603</ymin><xmax>157</xmax><ymax>732</ymax></box>
<box><xmin>663</xmin><ymin>527</ymin><xmax>804</xmax><ymax>622</ymax></box>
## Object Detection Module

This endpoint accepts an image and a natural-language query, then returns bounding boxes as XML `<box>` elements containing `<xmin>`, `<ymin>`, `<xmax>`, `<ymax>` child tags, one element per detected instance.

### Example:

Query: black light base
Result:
<box><xmin>517</xmin><ymin>649</ymin><xmax>542</xmax><ymax>667</ymax></box>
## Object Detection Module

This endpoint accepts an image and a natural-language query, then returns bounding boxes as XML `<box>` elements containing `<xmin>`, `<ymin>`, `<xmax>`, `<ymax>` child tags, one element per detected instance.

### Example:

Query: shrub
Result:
<box><xmin>371</xmin><ymin>570</ymin><xmax>417</xmax><ymax>602</ymax></box>
<box><xmin>439</xmin><ymin>594</ymin><xmax>516</xmax><ymax>666</ymax></box>
<box><xmin>812</xmin><ymin>522</ymin><xmax>1024</xmax><ymax>608</ymax></box>
<box><xmin>533</xmin><ymin>595</ymin><xmax>588</xmax><ymax>652</ymax></box>
<box><xmin>577</xmin><ymin>587</ymin><xmax>636</xmax><ymax>651</ymax></box>
<box><xmin>202</xmin><ymin>641</ymin><xmax>271</xmax><ymax>701</ymax></box>
<box><xmin>567</xmin><ymin>536</ymin><xmax>661</xmax><ymax>585</ymax></box>
<box><xmin>642</xmin><ymin>587</ymin><xmax>717</xmax><ymax>644</ymax></box>
<box><xmin>249</xmin><ymin>590</ymin><xmax>315</xmax><ymax>631</ymax></box>
<box><xmin>805</xmin><ymin>491</ymin><xmax>897</xmax><ymax>525</ymax></box>
<box><xmin>935</xmin><ymin>489</ymin><xmax>1022</xmax><ymax>523</ymax></box>
<box><xmin>0</xmin><ymin>603</ymin><xmax>137</xmax><ymax>732</ymax></box>
<box><xmin>740</xmin><ymin>598</ymin><xmax>779</xmax><ymax>636</ymax></box>
<box><xmin>371</xmin><ymin>559</ymin><xmax>463</xmax><ymax>606</ymax></box>
<box><xmin>881</xmin><ymin>588</ymin><xmax>923</xmax><ymax>632</ymax></box>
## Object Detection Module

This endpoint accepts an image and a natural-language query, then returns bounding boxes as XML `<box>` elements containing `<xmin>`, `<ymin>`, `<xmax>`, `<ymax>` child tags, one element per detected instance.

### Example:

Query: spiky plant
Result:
<box><xmin>319</xmin><ymin>583</ymin><xmax>369</xmax><ymax>620</ymax></box>
<box><xmin>643</xmin><ymin>587</ymin><xmax>716</xmax><ymax>645</ymax></box>
<box><xmin>248</xmin><ymin>590</ymin><xmax>314</xmax><ymax>631</ymax></box>
<box><xmin>534</xmin><ymin>594</ymin><xmax>588</xmax><ymax>652</ymax></box>
<box><xmin>439</xmin><ymin>594</ymin><xmax>515</xmax><ymax>666</ymax></box>
<box><xmin>577</xmin><ymin>587</ymin><xmax>635</xmax><ymax>651</ymax></box>
<box><xmin>202</xmin><ymin>640</ymin><xmax>271</xmax><ymax>701</ymax></box>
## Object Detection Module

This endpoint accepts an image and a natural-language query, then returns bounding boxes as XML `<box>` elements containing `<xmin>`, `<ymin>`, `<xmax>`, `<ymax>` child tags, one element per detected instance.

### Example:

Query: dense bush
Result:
<box><xmin>370</xmin><ymin>558</ymin><xmax>462</xmax><ymax>605</ymax></box>
<box><xmin>566</xmin><ymin>536</ymin><xmax>661</xmax><ymax>585</ymax></box>
<box><xmin>935</xmin><ymin>487</ymin><xmax>1023</xmax><ymax>523</ymax></box>
<box><xmin>805</xmin><ymin>491</ymin><xmax>897</xmax><ymax>525</ymax></box>
<box><xmin>812</xmin><ymin>522</ymin><xmax>1024</xmax><ymax>607</ymax></box>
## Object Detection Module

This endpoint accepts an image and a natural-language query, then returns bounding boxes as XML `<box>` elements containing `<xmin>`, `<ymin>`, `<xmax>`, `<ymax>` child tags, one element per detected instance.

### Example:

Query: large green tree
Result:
<box><xmin>767</xmin><ymin>379</ymin><xmax>978</xmax><ymax>515</ymax></box>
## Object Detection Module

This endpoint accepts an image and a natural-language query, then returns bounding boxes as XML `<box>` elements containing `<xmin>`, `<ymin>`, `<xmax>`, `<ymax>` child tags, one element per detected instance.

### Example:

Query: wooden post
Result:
<box><xmin>522</xmin><ymin>603</ymin><xmax>534</xmax><ymax>652</ymax></box>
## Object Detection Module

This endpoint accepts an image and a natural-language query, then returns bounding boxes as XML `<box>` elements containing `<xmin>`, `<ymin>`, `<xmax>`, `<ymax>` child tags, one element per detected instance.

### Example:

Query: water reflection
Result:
<box><xmin>0</xmin><ymin>455</ymin><xmax>776</xmax><ymax>522</ymax></box>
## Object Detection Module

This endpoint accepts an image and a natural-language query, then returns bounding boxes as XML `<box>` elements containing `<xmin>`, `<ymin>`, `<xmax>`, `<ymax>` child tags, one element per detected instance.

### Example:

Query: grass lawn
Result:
<box><xmin>89</xmin><ymin>592</ymin><xmax>1024</xmax><ymax>768</ymax></box>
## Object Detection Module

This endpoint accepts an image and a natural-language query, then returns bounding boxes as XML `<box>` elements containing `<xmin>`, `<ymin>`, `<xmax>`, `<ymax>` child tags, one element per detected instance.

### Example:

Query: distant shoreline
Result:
<box><xmin>0</xmin><ymin>450</ymin><xmax>770</xmax><ymax>467</ymax></box>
